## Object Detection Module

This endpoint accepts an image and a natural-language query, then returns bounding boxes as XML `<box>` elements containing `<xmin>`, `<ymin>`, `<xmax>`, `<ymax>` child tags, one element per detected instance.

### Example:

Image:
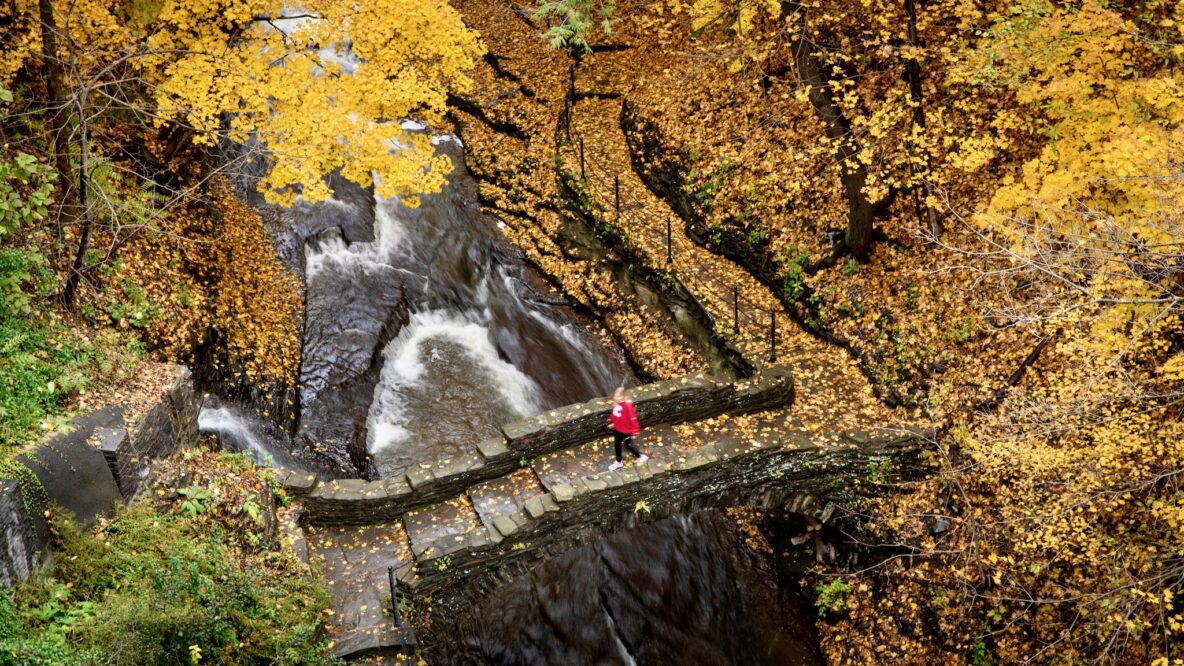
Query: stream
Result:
<box><xmin>435</xmin><ymin>512</ymin><xmax>822</xmax><ymax>666</ymax></box>
<box><xmin>294</xmin><ymin>136</ymin><xmax>630</xmax><ymax>478</ymax></box>
<box><xmin>199</xmin><ymin>125</ymin><xmax>822</xmax><ymax>661</ymax></box>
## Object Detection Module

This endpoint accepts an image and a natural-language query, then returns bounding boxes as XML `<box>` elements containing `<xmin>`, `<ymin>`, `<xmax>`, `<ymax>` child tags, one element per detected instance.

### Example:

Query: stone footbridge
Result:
<box><xmin>281</xmin><ymin>367</ymin><xmax>934</xmax><ymax>657</ymax></box>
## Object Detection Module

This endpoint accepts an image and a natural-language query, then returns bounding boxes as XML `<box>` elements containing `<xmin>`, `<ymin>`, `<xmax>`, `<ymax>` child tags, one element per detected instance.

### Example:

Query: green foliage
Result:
<box><xmin>0</xmin><ymin>250</ymin><xmax>129</xmax><ymax>451</ymax></box>
<box><xmin>87</xmin><ymin>157</ymin><xmax>168</xmax><ymax>232</ymax></box>
<box><xmin>176</xmin><ymin>486</ymin><xmax>212</xmax><ymax>517</ymax></box>
<box><xmin>535</xmin><ymin>0</ymin><xmax>617</xmax><ymax>51</ymax></box>
<box><xmin>0</xmin><ymin>152</ymin><xmax>55</xmax><ymax>240</ymax></box>
<box><xmin>0</xmin><ymin>248</ymin><xmax>144</xmax><ymax>452</ymax></box>
<box><xmin>685</xmin><ymin>158</ymin><xmax>735</xmax><ymax>210</ymax></box>
<box><xmin>903</xmin><ymin>282</ymin><xmax>919</xmax><ymax>311</ymax></box>
<box><xmin>0</xmin><ymin>589</ymin><xmax>98</xmax><ymax>666</ymax></box>
<box><xmin>946</xmin><ymin>315</ymin><xmax>975</xmax><ymax>344</ymax></box>
<box><xmin>6</xmin><ymin>504</ymin><xmax>338</xmax><ymax>665</ymax></box>
<box><xmin>970</xmin><ymin>638</ymin><xmax>994</xmax><ymax>666</ymax></box>
<box><xmin>745</xmin><ymin>226</ymin><xmax>768</xmax><ymax>247</ymax></box>
<box><xmin>103</xmin><ymin>279</ymin><xmax>161</xmax><ymax>329</ymax></box>
<box><xmin>840</xmin><ymin>257</ymin><xmax>861</xmax><ymax>276</ymax></box>
<box><xmin>866</xmin><ymin>459</ymin><xmax>891</xmax><ymax>484</ymax></box>
<box><xmin>815</xmin><ymin>578</ymin><xmax>853</xmax><ymax>617</ymax></box>
<box><xmin>777</xmin><ymin>248</ymin><xmax>811</xmax><ymax>303</ymax></box>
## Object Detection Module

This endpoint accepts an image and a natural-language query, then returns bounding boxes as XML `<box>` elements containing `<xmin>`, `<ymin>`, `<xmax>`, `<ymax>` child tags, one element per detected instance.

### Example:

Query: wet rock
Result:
<box><xmin>0</xmin><ymin>480</ymin><xmax>39</xmax><ymax>588</ymax></box>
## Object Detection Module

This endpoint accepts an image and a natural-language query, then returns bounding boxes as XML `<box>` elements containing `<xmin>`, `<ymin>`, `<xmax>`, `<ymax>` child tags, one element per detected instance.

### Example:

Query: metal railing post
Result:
<box><xmin>563</xmin><ymin>98</ymin><xmax>572</xmax><ymax>143</ymax></box>
<box><xmin>666</xmin><ymin>217</ymin><xmax>673</xmax><ymax>263</ymax></box>
<box><xmin>388</xmin><ymin>566</ymin><xmax>409</xmax><ymax>658</ymax></box>
<box><xmin>615</xmin><ymin>175</ymin><xmax>620</xmax><ymax>220</ymax></box>
<box><xmin>733</xmin><ymin>287</ymin><xmax>739</xmax><ymax>333</ymax></box>
<box><xmin>579</xmin><ymin>137</ymin><xmax>585</xmax><ymax>179</ymax></box>
<box><xmin>769</xmin><ymin>310</ymin><xmax>777</xmax><ymax>362</ymax></box>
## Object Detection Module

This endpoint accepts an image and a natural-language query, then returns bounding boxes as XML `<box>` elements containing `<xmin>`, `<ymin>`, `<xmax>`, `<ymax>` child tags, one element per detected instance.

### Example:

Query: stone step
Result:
<box><xmin>331</xmin><ymin>625</ymin><xmax>417</xmax><ymax>660</ymax></box>
<box><xmin>468</xmin><ymin>468</ymin><xmax>546</xmax><ymax>538</ymax></box>
<box><xmin>402</xmin><ymin>495</ymin><xmax>488</xmax><ymax>562</ymax></box>
<box><xmin>303</xmin><ymin>521</ymin><xmax>416</xmax><ymax>645</ymax></box>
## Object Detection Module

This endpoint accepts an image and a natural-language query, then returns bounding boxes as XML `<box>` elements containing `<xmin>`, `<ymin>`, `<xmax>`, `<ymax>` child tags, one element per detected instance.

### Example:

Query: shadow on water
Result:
<box><xmin>434</xmin><ymin>511</ymin><xmax>823</xmax><ymax>666</ymax></box>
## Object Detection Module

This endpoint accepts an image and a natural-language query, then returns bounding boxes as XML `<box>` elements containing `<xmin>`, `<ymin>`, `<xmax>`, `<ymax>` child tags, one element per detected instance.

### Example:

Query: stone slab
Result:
<box><xmin>18</xmin><ymin>430</ymin><xmax>121</xmax><ymax>528</ymax></box>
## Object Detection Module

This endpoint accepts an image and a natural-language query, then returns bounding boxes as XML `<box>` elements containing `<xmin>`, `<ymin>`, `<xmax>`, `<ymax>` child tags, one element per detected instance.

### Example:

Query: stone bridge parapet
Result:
<box><xmin>295</xmin><ymin>366</ymin><xmax>794</xmax><ymax>524</ymax></box>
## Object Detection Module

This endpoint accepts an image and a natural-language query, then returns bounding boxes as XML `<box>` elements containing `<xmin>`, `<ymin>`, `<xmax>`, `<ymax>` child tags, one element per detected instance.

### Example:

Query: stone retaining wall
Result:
<box><xmin>295</xmin><ymin>365</ymin><xmax>794</xmax><ymax>524</ymax></box>
<box><xmin>98</xmin><ymin>367</ymin><xmax>200</xmax><ymax>498</ymax></box>
<box><xmin>0</xmin><ymin>365</ymin><xmax>199</xmax><ymax>588</ymax></box>
<box><xmin>0</xmin><ymin>480</ymin><xmax>38</xmax><ymax>588</ymax></box>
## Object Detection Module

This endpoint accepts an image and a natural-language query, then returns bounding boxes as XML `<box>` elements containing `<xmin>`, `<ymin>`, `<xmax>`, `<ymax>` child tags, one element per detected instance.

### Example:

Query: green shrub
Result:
<box><xmin>815</xmin><ymin>578</ymin><xmax>853</xmax><ymax>617</ymax></box>
<box><xmin>778</xmin><ymin>248</ymin><xmax>811</xmax><ymax>303</ymax></box>
<box><xmin>8</xmin><ymin>503</ymin><xmax>338</xmax><ymax>665</ymax></box>
<box><xmin>840</xmin><ymin>257</ymin><xmax>861</xmax><ymax>276</ymax></box>
<box><xmin>0</xmin><ymin>151</ymin><xmax>55</xmax><ymax>239</ymax></box>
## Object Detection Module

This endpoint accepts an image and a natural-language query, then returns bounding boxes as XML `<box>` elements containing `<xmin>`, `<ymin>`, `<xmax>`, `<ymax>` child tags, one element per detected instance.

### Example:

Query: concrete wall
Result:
<box><xmin>0</xmin><ymin>365</ymin><xmax>199</xmax><ymax>588</ymax></box>
<box><xmin>294</xmin><ymin>365</ymin><xmax>795</xmax><ymax>524</ymax></box>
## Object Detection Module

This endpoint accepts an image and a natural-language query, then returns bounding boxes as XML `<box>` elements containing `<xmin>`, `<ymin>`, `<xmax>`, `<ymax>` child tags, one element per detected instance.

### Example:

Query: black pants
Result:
<box><xmin>613</xmin><ymin>431</ymin><xmax>641</xmax><ymax>462</ymax></box>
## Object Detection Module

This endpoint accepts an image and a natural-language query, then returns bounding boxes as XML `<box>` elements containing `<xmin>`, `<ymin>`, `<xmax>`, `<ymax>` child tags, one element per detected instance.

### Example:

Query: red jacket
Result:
<box><xmin>610</xmin><ymin>400</ymin><xmax>640</xmax><ymax>435</ymax></box>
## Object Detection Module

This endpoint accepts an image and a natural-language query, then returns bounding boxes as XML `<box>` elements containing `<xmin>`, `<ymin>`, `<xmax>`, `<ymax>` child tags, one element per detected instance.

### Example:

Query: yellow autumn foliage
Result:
<box><xmin>2</xmin><ymin>0</ymin><xmax>484</xmax><ymax>206</ymax></box>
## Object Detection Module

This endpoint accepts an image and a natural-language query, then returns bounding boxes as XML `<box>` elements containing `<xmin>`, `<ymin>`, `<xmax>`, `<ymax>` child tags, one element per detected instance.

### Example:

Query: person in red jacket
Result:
<box><xmin>608</xmin><ymin>387</ymin><xmax>648</xmax><ymax>471</ymax></box>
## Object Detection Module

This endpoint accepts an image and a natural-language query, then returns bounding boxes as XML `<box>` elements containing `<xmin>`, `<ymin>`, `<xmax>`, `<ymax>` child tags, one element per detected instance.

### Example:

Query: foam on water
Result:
<box><xmin>366</xmin><ymin>309</ymin><xmax>541</xmax><ymax>455</ymax></box>
<box><xmin>198</xmin><ymin>405</ymin><xmax>299</xmax><ymax>469</ymax></box>
<box><xmin>304</xmin><ymin>194</ymin><xmax>408</xmax><ymax>277</ymax></box>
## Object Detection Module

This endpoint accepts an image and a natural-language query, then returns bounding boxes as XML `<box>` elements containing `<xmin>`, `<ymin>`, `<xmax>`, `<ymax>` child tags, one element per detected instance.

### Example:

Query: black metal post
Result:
<box><xmin>388</xmin><ymin>566</ymin><xmax>408</xmax><ymax>657</ymax></box>
<box><xmin>579</xmin><ymin>137</ymin><xmax>585</xmax><ymax>179</ymax></box>
<box><xmin>769</xmin><ymin>310</ymin><xmax>777</xmax><ymax>362</ymax></box>
<box><xmin>564</xmin><ymin>98</ymin><xmax>571</xmax><ymax>143</ymax></box>
<box><xmin>615</xmin><ymin>175</ymin><xmax>620</xmax><ymax>219</ymax></box>
<box><xmin>666</xmin><ymin>217</ymin><xmax>673</xmax><ymax>263</ymax></box>
<box><xmin>733</xmin><ymin>287</ymin><xmax>739</xmax><ymax>333</ymax></box>
<box><xmin>570</xmin><ymin>63</ymin><xmax>576</xmax><ymax>99</ymax></box>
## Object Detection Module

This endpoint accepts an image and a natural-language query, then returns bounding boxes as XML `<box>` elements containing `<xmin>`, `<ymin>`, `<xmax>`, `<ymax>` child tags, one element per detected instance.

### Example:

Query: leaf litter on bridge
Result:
<box><xmin>305</xmin><ymin>521</ymin><xmax>414</xmax><ymax>642</ymax></box>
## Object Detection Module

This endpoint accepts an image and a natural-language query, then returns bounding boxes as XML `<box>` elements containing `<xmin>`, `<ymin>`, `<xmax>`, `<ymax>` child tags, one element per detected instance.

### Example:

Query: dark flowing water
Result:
<box><xmin>435</xmin><ymin>511</ymin><xmax>822</xmax><ymax>666</ymax></box>
<box><xmin>294</xmin><ymin>137</ymin><xmax>630</xmax><ymax>478</ymax></box>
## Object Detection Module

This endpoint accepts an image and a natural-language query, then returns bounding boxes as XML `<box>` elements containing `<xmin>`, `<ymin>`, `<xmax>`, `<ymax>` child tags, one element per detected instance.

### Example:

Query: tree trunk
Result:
<box><xmin>61</xmin><ymin>114</ymin><xmax>90</xmax><ymax>307</ymax></box>
<box><xmin>781</xmin><ymin>1</ymin><xmax>874</xmax><ymax>261</ymax></box>
<box><xmin>903</xmin><ymin>0</ymin><xmax>941</xmax><ymax>239</ymax></box>
<box><xmin>38</xmin><ymin>0</ymin><xmax>74</xmax><ymax>220</ymax></box>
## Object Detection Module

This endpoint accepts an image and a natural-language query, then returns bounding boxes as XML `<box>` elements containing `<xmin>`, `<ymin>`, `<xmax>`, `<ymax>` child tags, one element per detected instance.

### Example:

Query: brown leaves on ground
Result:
<box><xmin>113</xmin><ymin>177</ymin><xmax>302</xmax><ymax>398</ymax></box>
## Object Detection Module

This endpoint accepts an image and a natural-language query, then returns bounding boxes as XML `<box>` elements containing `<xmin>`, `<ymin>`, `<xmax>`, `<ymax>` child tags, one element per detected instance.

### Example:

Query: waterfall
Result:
<box><xmin>295</xmin><ymin>139</ymin><xmax>629</xmax><ymax>478</ymax></box>
<box><xmin>198</xmin><ymin>405</ymin><xmax>309</xmax><ymax>473</ymax></box>
<box><xmin>366</xmin><ymin>309</ymin><xmax>542</xmax><ymax>474</ymax></box>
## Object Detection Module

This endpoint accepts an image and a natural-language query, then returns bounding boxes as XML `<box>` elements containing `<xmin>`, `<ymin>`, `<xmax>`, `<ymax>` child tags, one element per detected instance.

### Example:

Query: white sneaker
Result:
<box><xmin>637</xmin><ymin>454</ymin><xmax>649</xmax><ymax>463</ymax></box>
<box><xmin>607</xmin><ymin>461</ymin><xmax>624</xmax><ymax>472</ymax></box>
